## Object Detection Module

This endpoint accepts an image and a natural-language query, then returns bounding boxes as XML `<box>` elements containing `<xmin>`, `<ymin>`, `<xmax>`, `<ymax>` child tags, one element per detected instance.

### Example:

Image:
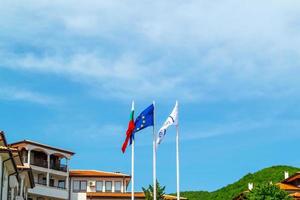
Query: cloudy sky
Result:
<box><xmin>1</xmin><ymin>0</ymin><xmax>300</xmax><ymax>193</ymax></box>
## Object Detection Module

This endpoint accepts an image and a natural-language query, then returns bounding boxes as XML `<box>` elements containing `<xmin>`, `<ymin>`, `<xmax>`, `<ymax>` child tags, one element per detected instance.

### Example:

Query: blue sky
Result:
<box><xmin>1</xmin><ymin>0</ymin><xmax>300</xmax><ymax>193</ymax></box>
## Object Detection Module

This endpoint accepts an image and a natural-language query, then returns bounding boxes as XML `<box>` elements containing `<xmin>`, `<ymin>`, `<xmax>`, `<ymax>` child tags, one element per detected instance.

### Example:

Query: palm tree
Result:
<box><xmin>142</xmin><ymin>180</ymin><xmax>166</xmax><ymax>200</ymax></box>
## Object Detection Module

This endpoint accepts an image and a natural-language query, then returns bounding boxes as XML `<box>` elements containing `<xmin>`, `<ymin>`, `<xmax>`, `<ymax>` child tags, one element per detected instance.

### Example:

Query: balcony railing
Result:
<box><xmin>35</xmin><ymin>181</ymin><xmax>66</xmax><ymax>189</ymax></box>
<box><xmin>35</xmin><ymin>180</ymin><xmax>47</xmax><ymax>186</ymax></box>
<box><xmin>50</xmin><ymin>184</ymin><xmax>66</xmax><ymax>190</ymax></box>
<box><xmin>31</xmin><ymin>160</ymin><xmax>48</xmax><ymax>168</ymax></box>
<box><xmin>31</xmin><ymin>160</ymin><xmax>67</xmax><ymax>172</ymax></box>
<box><xmin>50</xmin><ymin>164</ymin><xmax>68</xmax><ymax>172</ymax></box>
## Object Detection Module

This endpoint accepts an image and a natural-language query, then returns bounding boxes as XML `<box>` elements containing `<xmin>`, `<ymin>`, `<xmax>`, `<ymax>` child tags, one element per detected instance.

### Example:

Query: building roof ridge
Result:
<box><xmin>70</xmin><ymin>169</ymin><xmax>130</xmax><ymax>177</ymax></box>
<box><xmin>10</xmin><ymin>139</ymin><xmax>75</xmax><ymax>155</ymax></box>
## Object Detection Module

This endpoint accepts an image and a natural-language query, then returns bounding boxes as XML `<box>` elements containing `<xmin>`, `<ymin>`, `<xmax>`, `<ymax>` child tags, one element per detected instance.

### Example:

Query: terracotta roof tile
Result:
<box><xmin>10</xmin><ymin>140</ymin><xmax>75</xmax><ymax>155</ymax></box>
<box><xmin>0</xmin><ymin>146</ymin><xmax>18</xmax><ymax>151</ymax></box>
<box><xmin>290</xmin><ymin>192</ymin><xmax>300</xmax><ymax>197</ymax></box>
<box><xmin>87</xmin><ymin>192</ymin><xmax>145</xmax><ymax>198</ymax></box>
<box><xmin>277</xmin><ymin>183</ymin><xmax>300</xmax><ymax>191</ymax></box>
<box><xmin>70</xmin><ymin>170</ymin><xmax>130</xmax><ymax>178</ymax></box>
<box><xmin>282</xmin><ymin>172</ymin><xmax>300</xmax><ymax>183</ymax></box>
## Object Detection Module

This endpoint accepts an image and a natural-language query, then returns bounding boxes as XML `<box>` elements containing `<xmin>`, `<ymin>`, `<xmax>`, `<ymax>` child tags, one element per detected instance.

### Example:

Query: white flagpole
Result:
<box><xmin>176</xmin><ymin>101</ymin><xmax>180</xmax><ymax>200</ymax></box>
<box><xmin>131</xmin><ymin>101</ymin><xmax>135</xmax><ymax>200</ymax></box>
<box><xmin>131</xmin><ymin>139</ymin><xmax>135</xmax><ymax>200</ymax></box>
<box><xmin>153</xmin><ymin>101</ymin><xmax>157</xmax><ymax>200</ymax></box>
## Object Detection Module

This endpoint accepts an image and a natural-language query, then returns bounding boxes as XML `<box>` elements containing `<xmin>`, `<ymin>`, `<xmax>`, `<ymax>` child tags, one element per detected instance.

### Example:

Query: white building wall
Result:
<box><xmin>70</xmin><ymin>177</ymin><xmax>127</xmax><ymax>200</ymax></box>
<box><xmin>71</xmin><ymin>192</ymin><xmax>87</xmax><ymax>200</ymax></box>
<box><xmin>2</xmin><ymin>168</ymin><xmax>8</xmax><ymax>200</ymax></box>
<box><xmin>20</xmin><ymin>142</ymin><xmax>73</xmax><ymax>200</ymax></box>
<box><xmin>70</xmin><ymin>177</ymin><xmax>86</xmax><ymax>200</ymax></box>
<box><xmin>28</xmin><ymin>184</ymin><xmax>69</xmax><ymax>199</ymax></box>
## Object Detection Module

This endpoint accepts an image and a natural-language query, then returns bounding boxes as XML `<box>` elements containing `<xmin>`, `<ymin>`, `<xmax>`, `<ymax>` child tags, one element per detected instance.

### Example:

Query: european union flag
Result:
<box><xmin>130</xmin><ymin>104</ymin><xmax>154</xmax><ymax>143</ymax></box>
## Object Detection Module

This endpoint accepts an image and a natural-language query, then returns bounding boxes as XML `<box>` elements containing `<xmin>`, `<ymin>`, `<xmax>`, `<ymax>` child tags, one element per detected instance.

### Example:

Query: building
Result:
<box><xmin>234</xmin><ymin>172</ymin><xmax>300</xmax><ymax>200</ymax></box>
<box><xmin>11</xmin><ymin>140</ymin><xmax>75</xmax><ymax>200</ymax></box>
<box><xmin>6</xmin><ymin>138</ymin><xmax>186</xmax><ymax>200</ymax></box>
<box><xmin>0</xmin><ymin>131</ymin><xmax>35</xmax><ymax>200</ymax></box>
<box><xmin>69</xmin><ymin>169</ymin><xmax>145</xmax><ymax>200</ymax></box>
<box><xmin>278</xmin><ymin>172</ymin><xmax>300</xmax><ymax>200</ymax></box>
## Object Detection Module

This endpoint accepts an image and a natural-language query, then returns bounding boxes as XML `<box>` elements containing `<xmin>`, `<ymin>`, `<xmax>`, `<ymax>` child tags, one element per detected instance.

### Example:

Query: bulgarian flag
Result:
<box><xmin>121</xmin><ymin>101</ymin><xmax>135</xmax><ymax>153</ymax></box>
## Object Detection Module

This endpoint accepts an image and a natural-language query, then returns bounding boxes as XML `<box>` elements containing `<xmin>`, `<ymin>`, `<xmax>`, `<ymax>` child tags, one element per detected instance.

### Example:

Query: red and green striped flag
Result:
<box><xmin>121</xmin><ymin>101</ymin><xmax>135</xmax><ymax>153</ymax></box>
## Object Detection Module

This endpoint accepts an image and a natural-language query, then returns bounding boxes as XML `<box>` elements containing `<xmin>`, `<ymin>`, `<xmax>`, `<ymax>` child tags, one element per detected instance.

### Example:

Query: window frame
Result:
<box><xmin>80</xmin><ymin>180</ymin><xmax>87</xmax><ymax>192</ymax></box>
<box><xmin>73</xmin><ymin>180</ymin><xmax>87</xmax><ymax>192</ymax></box>
<box><xmin>114</xmin><ymin>181</ymin><xmax>121</xmax><ymax>192</ymax></box>
<box><xmin>105</xmin><ymin>181</ymin><xmax>112</xmax><ymax>192</ymax></box>
<box><xmin>73</xmin><ymin>180</ymin><xmax>80</xmax><ymax>192</ymax></box>
<box><xmin>96</xmin><ymin>181</ymin><xmax>103</xmax><ymax>192</ymax></box>
<box><xmin>58</xmin><ymin>180</ymin><xmax>66</xmax><ymax>189</ymax></box>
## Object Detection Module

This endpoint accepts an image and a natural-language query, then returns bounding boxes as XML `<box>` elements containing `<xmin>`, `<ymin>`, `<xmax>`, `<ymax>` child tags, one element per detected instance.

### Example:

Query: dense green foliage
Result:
<box><xmin>247</xmin><ymin>183</ymin><xmax>292</xmax><ymax>200</ymax></box>
<box><xmin>143</xmin><ymin>181</ymin><xmax>166</xmax><ymax>200</ymax></box>
<box><xmin>177</xmin><ymin>165</ymin><xmax>300</xmax><ymax>200</ymax></box>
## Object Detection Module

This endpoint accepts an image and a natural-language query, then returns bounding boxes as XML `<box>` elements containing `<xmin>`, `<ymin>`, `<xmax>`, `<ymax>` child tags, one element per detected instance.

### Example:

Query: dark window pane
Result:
<box><xmin>96</xmin><ymin>181</ymin><xmax>103</xmax><ymax>192</ymax></box>
<box><xmin>105</xmin><ymin>181</ymin><xmax>112</xmax><ymax>192</ymax></box>
<box><xmin>115</xmin><ymin>181</ymin><xmax>121</xmax><ymax>192</ymax></box>
<box><xmin>80</xmin><ymin>181</ymin><xmax>87</xmax><ymax>191</ymax></box>
<box><xmin>73</xmin><ymin>181</ymin><xmax>80</xmax><ymax>191</ymax></box>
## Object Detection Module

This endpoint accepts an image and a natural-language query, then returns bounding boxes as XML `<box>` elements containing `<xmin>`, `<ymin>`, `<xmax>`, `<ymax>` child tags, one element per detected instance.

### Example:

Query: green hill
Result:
<box><xmin>179</xmin><ymin>165</ymin><xmax>300</xmax><ymax>200</ymax></box>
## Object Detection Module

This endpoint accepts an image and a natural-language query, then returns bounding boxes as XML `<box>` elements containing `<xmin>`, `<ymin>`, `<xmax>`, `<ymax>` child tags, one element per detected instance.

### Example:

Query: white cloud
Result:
<box><xmin>0</xmin><ymin>86</ymin><xmax>58</xmax><ymax>105</ymax></box>
<box><xmin>1</xmin><ymin>0</ymin><xmax>300</xmax><ymax>102</ymax></box>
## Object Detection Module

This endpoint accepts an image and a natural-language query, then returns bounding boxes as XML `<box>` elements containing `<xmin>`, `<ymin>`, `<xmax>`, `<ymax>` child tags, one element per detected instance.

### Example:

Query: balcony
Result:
<box><xmin>28</xmin><ymin>184</ymin><xmax>68</xmax><ymax>199</ymax></box>
<box><xmin>35</xmin><ymin>181</ymin><xmax>66</xmax><ymax>189</ymax></box>
<box><xmin>28</xmin><ymin>150</ymin><xmax>68</xmax><ymax>172</ymax></box>
<box><xmin>50</xmin><ymin>183</ymin><xmax>66</xmax><ymax>190</ymax></box>
<box><xmin>35</xmin><ymin>180</ymin><xmax>47</xmax><ymax>186</ymax></box>
<box><xmin>31</xmin><ymin>159</ymin><xmax>48</xmax><ymax>168</ymax></box>
<box><xmin>50</xmin><ymin>163</ymin><xmax>68</xmax><ymax>172</ymax></box>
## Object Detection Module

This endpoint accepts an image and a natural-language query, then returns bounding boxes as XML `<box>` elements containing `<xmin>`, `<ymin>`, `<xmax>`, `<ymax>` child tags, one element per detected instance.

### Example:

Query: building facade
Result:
<box><xmin>2</xmin><ymin>137</ymin><xmax>186</xmax><ymax>200</ymax></box>
<box><xmin>11</xmin><ymin>140</ymin><xmax>75</xmax><ymax>200</ymax></box>
<box><xmin>69</xmin><ymin>170</ymin><xmax>145</xmax><ymax>200</ymax></box>
<box><xmin>278</xmin><ymin>172</ymin><xmax>300</xmax><ymax>200</ymax></box>
<box><xmin>0</xmin><ymin>131</ymin><xmax>34</xmax><ymax>200</ymax></box>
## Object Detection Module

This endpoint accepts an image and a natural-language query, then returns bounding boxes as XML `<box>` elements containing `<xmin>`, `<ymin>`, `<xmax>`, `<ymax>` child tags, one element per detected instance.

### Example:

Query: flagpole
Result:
<box><xmin>153</xmin><ymin>101</ymin><xmax>157</xmax><ymax>200</ymax></box>
<box><xmin>131</xmin><ymin>139</ymin><xmax>135</xmax><ymax>200</ymax></box>
<box><xmin>176</xmin><ymin>101</ymin><xmax>180</xmax><ymax>200</ymax></box>
<box><xmin>131</xmin><ymin>101</ymin><xmax>135</xmax><ymax>200</ymax></box>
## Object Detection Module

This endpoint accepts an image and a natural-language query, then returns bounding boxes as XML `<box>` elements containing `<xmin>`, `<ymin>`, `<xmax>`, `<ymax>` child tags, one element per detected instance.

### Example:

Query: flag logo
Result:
<box><xmin>156</xmin><ymin>101</ymin><xmax>178</xmax><ymax>145</ymax></box>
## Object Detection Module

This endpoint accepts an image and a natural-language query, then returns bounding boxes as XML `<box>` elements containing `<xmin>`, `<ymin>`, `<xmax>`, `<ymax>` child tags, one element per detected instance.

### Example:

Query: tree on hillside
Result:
<box><xmin>246</xmin><ymin>183</ymin><xmax>292</xmax><ymax>200</ymax></box>
<box><xmin>142</xmin><ymin>181</ymin><xmax>166</xmax><ymax>200</ymax></box>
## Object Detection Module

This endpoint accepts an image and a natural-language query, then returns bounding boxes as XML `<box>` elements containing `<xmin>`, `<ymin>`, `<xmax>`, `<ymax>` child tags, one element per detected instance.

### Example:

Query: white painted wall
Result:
<box><xmin>70</xmin><ymin>177</ymin><xmax>127</xmax><ymax>200</ymax></box>
<box><xmin>71</xmin><ymin>192</ymin><xmax>87</xmax><ymax>200</ymax></box>
<box><xmin>2</xmin><ymin>168</ymin><xmax>8</xmax><ymax>200</ymax></box>
<box><xmin>0</xmin><ymin>155</ymin><xmax>20</xmax><ymax>200</ymax></box>
<box><xmin>28</xmin><ymin>184</ymin><xmax>69</xmax><ymax>199</ymax></box>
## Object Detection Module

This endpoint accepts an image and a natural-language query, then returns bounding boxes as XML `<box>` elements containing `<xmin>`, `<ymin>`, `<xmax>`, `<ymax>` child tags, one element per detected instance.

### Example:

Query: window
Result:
<box><xmin>22</xmin><ymin>150</ymin><xmax>28</xmax><ymax>163</ymax></box>
<box><xmin>105</xmin><ymin>181</ymin><xmax>112</xmax><ymax>192</ymax></box>
<box><xmin>73</xmin><ymin>181</ymin><xmax>80</xmax><ymax>192</ymax></box>
<box><xmin>58</xmin><ymin>180</ymin><xmax>66</xmax><ymax>189</ymax></box>
<box><xmin>37</xmin><ymin>174</ymin><xmax>46</xmax><ymax>185</ymax></box>
<box><xmin>80</xmin><ymin>181</ymin><xmax>87</xmax><ymax>191</ymax></box>
<box><xmin>49</xmin><ymin>179</ymin><xmax>54</xmax><ymax>187</ymax></box>
<box><xmin>96</xmin><ymin>181</ymin><xmax>103</xmax><ymax>192</ymax></box>
<box><xmin>73</xmin><ymin>180</ymin><xmax>87</xmax><ymax>192</ymax></box>
<box><xmin>115</xmin><ymin>181</ymin><xmax>121</xmax><ymax>192</ymax></box>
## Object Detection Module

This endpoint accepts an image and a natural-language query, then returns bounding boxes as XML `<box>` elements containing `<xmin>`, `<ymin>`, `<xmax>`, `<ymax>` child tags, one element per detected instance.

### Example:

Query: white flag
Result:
<box><xmin>156</xmin><ymin>101</ymin><xmax>178</xmax><ymax>145</ymax></box>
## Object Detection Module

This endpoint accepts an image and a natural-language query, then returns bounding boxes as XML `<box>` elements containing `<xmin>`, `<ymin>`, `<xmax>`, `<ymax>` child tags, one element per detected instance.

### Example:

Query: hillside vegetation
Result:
<box><xmin>179</xmin><ymin>165</ymin><xmax>300</xmax><ymax>200</ymax></box>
